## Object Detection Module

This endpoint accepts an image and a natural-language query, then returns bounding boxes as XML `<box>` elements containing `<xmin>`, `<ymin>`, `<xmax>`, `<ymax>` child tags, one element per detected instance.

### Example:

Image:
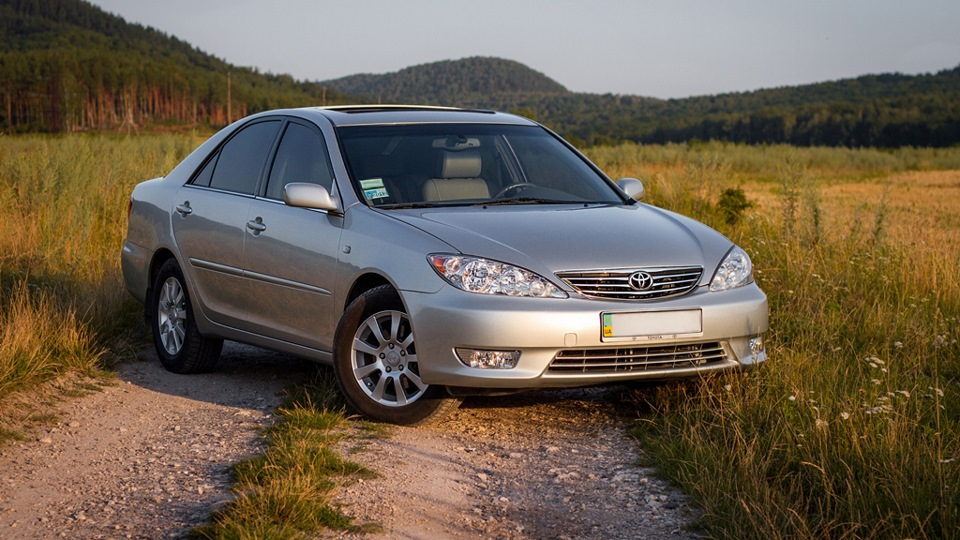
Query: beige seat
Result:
<box><xmin>422</xmin><ymin>149</ymin><xmax>489</xmax><ymax>201</ymax></box>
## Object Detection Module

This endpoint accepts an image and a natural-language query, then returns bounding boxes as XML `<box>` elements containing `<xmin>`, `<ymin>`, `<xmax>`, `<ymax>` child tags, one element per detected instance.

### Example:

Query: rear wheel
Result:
<box><xmin>333</xmin><ymin>285</ymin><xmax>461</xmax><ymax>425</ymax></box>
<box><xmin>151</xmin><ymin>258</ymin><xmax>222</xmax><ymax>373</ymax></box>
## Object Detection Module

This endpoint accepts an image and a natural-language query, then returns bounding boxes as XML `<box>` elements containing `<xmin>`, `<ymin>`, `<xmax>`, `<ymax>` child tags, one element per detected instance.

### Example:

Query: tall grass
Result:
<box><xmin>589</xmin><ymin>144</ymin><xmax>960</xmax><ymax>539</ymax></box>
<box><xmin>0</xmin><ymin>134</ymin><xmax>202</xmax><ymax>401</ymax></box>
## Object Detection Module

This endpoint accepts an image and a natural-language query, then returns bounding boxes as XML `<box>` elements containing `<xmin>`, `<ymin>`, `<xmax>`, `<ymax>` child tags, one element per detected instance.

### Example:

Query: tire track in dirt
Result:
<box><xmin>0</xmin><ymin>344</ymin><xmax>699</xmax><ymax>539</ymax></box>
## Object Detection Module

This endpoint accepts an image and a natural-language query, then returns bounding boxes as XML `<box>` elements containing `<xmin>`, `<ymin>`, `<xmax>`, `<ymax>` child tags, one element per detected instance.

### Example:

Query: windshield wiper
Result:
<box><xmin>378</xmin><ymin>202</ymin><xmax>443</xmax><ymax>210</ymax></box>
<box><xmin>475</xmin><ymin>197</ymin><xmax>581</xmax><ymax>207</ymax></box>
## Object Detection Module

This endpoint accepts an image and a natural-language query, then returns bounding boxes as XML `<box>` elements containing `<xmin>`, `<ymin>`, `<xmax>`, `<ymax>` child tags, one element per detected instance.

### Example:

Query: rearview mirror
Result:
<box><xmin>616</xmin><ymin>177</ymin><xmax>644</xmax><ymax>201</ymax></box>
<box><xmin>283</xmin><ymin>183</ymin><xmax>339</xmax><ymax>212</ymax></box>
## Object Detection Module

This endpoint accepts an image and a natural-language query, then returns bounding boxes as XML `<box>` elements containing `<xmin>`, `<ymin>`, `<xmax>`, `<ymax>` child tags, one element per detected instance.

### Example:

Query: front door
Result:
<box><xmin>238</xmin><ymin>121</ymin><xmax>343</xmax><ymax>351</ymax></box>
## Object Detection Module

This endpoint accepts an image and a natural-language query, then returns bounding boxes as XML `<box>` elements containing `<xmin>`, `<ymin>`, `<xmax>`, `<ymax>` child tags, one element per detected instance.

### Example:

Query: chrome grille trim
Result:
<box><xmin>548</xmin><ymin>342</ymin><xmax>727</xmax><ymax>374</ymax></box>
<box><xmin>557</xmin><ymin>266</ymin><xmax>703</xmax><ymax>300</ymax></box>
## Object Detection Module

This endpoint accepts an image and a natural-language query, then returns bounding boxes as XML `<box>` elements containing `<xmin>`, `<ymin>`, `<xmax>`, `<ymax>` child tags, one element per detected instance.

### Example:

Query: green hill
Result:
<box><xmin>322</xmin><ymin>57</ymin><xmax>568</xmax><ymax>104</ymax></box>
<box><xmin>0</xmin><ymin>0</ymin><xmax>356</xmax><ymax>133</ymax></box>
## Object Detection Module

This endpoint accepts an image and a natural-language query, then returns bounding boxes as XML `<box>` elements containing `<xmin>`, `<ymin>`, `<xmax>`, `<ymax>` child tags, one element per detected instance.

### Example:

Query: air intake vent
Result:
<box><xmin>549</xmin><ymin>342</ymin><xmax>727</xmax><ymax>374</ymax></box>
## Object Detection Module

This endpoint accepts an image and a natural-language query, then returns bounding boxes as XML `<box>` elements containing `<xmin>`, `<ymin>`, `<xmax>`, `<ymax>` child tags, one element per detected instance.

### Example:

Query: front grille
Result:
<box><xmin>557</xmin><ymin>266</ymin><xmax>703</xmax><ymax>300</ymax></box>
<box><xmin>548</xmin><ymin>342</ymin><xmax>728</xmax><ymax>374</ymax></box>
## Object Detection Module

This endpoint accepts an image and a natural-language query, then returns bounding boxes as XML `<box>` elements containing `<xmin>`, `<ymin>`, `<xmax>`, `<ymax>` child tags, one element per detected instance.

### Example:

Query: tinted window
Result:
<box><xmin>338</xmin><ymin>124</ymin><xmax>621</xmax><ymax>207</ymax></box>
<box><xmin>209</xmin><ymin>120</ymin><xmax>280</xmax><ymax>194</ymax></box>
<box><xmin>265</xmin><ymin>123</ymin><xmax>334</xmax><ymax>200</ymax></box>
<box><xmin>191</xmin><ymin>152</ymin><xmax>218</xmax><ymax>187</ymax></box>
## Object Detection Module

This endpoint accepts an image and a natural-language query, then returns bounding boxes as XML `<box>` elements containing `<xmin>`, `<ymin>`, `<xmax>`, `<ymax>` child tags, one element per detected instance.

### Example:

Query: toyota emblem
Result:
<box><xmin>628</xmin><ymin>271</ymin><xmax>654</xmax><ymax>291</ymax></box>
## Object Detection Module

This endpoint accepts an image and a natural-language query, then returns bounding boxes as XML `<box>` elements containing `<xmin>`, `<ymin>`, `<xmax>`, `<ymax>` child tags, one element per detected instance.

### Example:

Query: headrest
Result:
<box><xmin>439</xmin><ymin>149</ymin><xmax>482</xmax><ymax>179</ymax></box>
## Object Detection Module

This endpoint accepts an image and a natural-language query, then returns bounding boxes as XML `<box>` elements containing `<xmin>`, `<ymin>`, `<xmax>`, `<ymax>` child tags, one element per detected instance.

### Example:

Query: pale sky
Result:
<box><xmin>88</xmin><ymin>0</ymin><xmax>960</xmax><ymax>99</ymax></box>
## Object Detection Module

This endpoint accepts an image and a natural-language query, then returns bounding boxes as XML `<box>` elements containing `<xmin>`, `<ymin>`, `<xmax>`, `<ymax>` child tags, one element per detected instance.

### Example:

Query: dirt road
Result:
<box><xmin>0</xmin><ymin>344</ymin><xmax>699</xmax><ymax>539</ymax></box>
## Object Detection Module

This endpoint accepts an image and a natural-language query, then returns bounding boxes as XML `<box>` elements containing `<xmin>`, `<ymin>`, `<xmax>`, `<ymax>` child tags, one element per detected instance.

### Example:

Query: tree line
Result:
<box><xmin>0</xmin><ymin>0</ymin><xmax>352</xmax><ymax>133</ymax></box>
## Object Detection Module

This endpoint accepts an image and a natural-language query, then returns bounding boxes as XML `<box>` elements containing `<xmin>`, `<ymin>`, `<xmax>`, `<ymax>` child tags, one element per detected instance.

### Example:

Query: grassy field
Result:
<box><xmin>591</xmin><ymin>141</ymin><xmax>960</xmax><ymax>539</ymax></box>
<box><xmin>1</xmin><ymin>135</ymin><xmax>957</xmax><ymax>538</ymax></box>
<box><xmin>0</xmin><ymin>134</ymin><xmax>203</xmax><ymax>427</ymax></box>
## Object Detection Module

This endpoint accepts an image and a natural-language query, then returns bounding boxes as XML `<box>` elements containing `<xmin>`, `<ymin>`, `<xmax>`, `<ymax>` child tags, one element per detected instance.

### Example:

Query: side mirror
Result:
<box><xmin>283</xmin><ymin>183</ymin><xmax>339</xmax><ymax>212</ymax></box>
<box><xmin>616</xmin><ymin>177</ymin><xmax>645</xmax><ymax>201</ymax></box>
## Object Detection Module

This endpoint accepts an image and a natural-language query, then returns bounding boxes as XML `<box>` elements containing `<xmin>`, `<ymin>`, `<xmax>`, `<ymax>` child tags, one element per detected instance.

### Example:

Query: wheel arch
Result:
<box><xmin>343</xmin><ymin>272</ymin><xmax>397</xmax><ymax>313</ymax></box>
<box><xmin>144</xmin><ymin>248</ymin><xmax>178</xmax><ymax>322</ymax></box>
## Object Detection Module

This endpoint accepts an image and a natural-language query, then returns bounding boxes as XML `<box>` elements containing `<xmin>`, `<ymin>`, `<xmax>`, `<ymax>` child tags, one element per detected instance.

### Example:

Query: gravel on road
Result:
<box><xmin>0</xmin><ymin>343</ymin><xmax>701</xmax><ymax>539</ymax></box>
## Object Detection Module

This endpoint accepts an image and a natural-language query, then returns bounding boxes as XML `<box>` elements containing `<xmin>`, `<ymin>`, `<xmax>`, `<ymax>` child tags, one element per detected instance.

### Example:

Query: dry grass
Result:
<box><xmin>0</xmin><ymin>133</ymin><xmax>202</xmax><ymax>411</ymax></box>
<box><xmin>589</xmin><ymin>143</ymin><xmax>960</xmax><ymax>539</ymax></box>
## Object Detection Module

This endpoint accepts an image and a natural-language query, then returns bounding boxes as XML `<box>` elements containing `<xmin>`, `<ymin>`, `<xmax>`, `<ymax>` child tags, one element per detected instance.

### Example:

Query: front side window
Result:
<box><xmin>337</xmin><ymin>124</ymin><xmax>624</xmax><ymax>208</ymax></box>
<box><xmin>265</xmin><ymin>122</ymin><xmax>334</xmax><ymax>200</ymax></box>
<box><xmin>208</xmin><ymin>120</ymin><xmax>281</xmax><ymax>195</ymax></box>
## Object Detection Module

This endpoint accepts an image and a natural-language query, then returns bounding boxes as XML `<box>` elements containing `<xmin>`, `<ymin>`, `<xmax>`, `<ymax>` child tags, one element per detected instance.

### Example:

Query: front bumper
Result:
<box><xmin>403</xmin><ymin>283</ymin><xmax>768</xmax><ymax>388</ymax></box>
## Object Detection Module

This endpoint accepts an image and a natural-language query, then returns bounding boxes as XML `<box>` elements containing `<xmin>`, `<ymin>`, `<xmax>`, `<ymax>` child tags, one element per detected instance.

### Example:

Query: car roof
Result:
<box><xmin>287</xmin><ymin>105</ymin><xmax>539</xmax><ymax>128</ymax></box>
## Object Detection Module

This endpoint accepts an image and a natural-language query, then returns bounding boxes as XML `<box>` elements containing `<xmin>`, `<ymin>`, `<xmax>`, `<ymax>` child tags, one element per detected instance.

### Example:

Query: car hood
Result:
<box><xmin>385</xmin><ymin>203</ymin><xmax>733</xmax><ymax>283</ymax></box>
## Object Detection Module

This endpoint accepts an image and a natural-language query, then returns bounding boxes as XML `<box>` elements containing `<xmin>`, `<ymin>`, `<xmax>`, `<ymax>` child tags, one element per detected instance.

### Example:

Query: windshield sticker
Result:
<box><xmin>360</xmin><ymin>178</ymin><xmax>389</xmax><ymax>200</ymax></box>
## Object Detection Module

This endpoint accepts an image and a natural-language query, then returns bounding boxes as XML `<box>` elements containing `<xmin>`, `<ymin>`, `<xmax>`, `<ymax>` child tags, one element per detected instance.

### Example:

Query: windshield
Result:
<box><xmin>337</xmin><ymin>124</ymin><xmax>625</xmax><ymax>208</ymax></box>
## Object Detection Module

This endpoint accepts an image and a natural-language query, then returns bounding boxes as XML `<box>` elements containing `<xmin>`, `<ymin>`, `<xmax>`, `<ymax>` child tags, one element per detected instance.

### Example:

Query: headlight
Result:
<box><xmin>428</xmin><ymin>254</ymin><xmax>567</xmax><ymax>298</ymax></box>
<box><xmin>709</xmin><ymin>246</ymin><xmax>754</xmax><ymax>291</ymax></box>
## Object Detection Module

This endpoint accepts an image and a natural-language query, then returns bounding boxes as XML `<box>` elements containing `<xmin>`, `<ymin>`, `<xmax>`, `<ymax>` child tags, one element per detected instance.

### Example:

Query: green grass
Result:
<box><xmin>588</xmin><ymin>144</ymin><xmax>960</xmax><ymax>539</ymax></box>
<box><xmin>192</xmin><ymin>373</ymin><xmax>378</xmax><ymax>539</ymax></box>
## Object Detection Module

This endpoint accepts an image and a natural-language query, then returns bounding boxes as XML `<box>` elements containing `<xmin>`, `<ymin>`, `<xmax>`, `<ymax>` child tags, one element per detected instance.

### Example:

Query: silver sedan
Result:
<box><xmin>121</xmin><ymin>106</ymin><xmax>768</xmax><ymax>425</ymax></box>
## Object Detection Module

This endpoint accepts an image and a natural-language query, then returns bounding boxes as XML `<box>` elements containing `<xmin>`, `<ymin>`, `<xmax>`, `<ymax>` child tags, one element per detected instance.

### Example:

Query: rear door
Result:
<box><xmin>240</xmin><ymin>120</ymin><xmax>344</xmax><ymax>350</ymax></box>
<box><xmin>172</xmin><ymin>119</ymin><xmax>281</xmax><ymax>328</ymax></box>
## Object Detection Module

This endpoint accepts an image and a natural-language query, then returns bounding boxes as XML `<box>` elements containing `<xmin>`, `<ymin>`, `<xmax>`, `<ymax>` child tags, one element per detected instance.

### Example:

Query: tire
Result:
<box><xmin>150</xmin><ymin>258</ymin><xmax>223</xmax><ymax>374</ymax></box>
<box><xmin>333</xmin><ymin>285</ymin><xmax>461</xmax><ymax>425</ymax></box>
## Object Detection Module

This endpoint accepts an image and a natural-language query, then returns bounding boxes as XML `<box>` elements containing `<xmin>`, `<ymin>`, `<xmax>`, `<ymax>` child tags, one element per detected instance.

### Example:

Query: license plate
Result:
<box><xmin>601</xmin><ymin>309</ymin><xmax>702</xmax><ymax>341</ymax></box>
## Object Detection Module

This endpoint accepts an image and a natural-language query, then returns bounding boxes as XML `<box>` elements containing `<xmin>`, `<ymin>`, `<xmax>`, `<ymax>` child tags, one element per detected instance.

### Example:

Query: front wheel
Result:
<box><xmin>333</xmin><ymin>285</ymin><xmax>461</xmax><ymax>425</ymax></box>
<box><xmin>150</xmin><ymin>258</ymin><xmax>222</xmax><ymax>374</ymax></box>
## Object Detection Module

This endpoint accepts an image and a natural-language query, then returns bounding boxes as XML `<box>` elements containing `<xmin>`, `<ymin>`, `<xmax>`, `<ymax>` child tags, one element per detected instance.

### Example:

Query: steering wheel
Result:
<box><xmin>493</xmin><ymin>182</ymin><xmax>534</xmax><ymax>199</ymax></box>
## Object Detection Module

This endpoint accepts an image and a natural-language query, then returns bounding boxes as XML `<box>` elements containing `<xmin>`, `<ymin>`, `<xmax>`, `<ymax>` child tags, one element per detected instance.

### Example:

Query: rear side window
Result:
<box><xmin>265</xmin><ymin>123</ymin><xmax>334</xmax><ymax>200</ymax></box>
<box><xmin>191</xmin><ymin>153</ymin><xmax>218</xmax><ymax>187</ymax></box>
<box><xmin>208</xmin><ymin>120</ymin><xmax>281</xmax><ymax>194</ymax></box>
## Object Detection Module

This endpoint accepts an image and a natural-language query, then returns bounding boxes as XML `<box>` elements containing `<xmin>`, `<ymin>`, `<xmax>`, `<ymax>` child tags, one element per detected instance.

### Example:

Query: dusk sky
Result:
<box><xmin>89</xmin><ymin>0</ymin><xmax>960</xmax><ymax>99</ymax></box>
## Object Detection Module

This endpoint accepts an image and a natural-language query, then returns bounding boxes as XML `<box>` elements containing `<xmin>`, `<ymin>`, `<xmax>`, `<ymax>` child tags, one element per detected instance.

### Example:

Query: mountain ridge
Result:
<box><xmin>1</xmin><ymin>0</ymin><xmax>958</xmax><ymax>147</ymax></box>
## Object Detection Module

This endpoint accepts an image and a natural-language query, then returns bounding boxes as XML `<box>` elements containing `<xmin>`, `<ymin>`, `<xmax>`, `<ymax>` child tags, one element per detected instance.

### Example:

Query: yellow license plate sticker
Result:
<box><xmin>602</xmin><ymin>313</ymin><xmax>614</xmax><ymax>337</ymax></box>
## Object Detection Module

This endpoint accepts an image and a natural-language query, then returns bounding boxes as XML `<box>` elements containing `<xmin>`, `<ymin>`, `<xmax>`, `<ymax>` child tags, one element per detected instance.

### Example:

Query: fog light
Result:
<box><xmin>455</xmin><ymin>348</ymin><xmax>520</xmax><ymax>369</ymax></box>
<box><xmin>749</xmin><ymin>336</ymin><xmax>766</xmax><ymax>362</ymax></box>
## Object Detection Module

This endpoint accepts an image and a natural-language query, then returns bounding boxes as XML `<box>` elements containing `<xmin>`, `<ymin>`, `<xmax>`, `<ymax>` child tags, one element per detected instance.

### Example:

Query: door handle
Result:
<box><xmin>246</xmin><ymin>218</ymin><xmax>266</xmax><ymax>234</ymax></box>
<box><xmin>175</xmin><ymin>202</ymin><xmax>192</xmax><ymax>216</ymax></box>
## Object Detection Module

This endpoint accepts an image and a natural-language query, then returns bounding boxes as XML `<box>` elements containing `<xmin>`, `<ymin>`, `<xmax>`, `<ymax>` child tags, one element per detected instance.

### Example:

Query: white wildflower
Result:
<box><xmin>840</xmin><ymin>412</ymin><xmax>850</xmax><ymax>420</ymax></box>
<box><xmin>893</xmin><ymin>341</ymin><xmax>903</xmax><ymax>348</ymax></box>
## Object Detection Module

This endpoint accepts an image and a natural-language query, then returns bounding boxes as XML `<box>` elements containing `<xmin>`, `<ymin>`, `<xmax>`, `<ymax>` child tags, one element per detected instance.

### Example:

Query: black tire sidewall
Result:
<box><xmin>333</xmin><ymin>285</ymin><xmax>449</xmax><ymax>425</ymax></box>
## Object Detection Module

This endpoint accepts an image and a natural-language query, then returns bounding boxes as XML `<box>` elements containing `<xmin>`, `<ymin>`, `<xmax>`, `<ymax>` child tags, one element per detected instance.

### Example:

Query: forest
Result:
<box><xmin>0</xmin><ymin>0</ymin><xmax>353</xmax><ymax>133</ymax></box>
<box><xmin>327</xmin><ymin>60</ymin><xmax>960</xmax><ymax>148</ymax></box>
<box><xmin>2</xmin><ymin>0</ymin><xmax>959</xmax><ymax>148</ymax></box>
